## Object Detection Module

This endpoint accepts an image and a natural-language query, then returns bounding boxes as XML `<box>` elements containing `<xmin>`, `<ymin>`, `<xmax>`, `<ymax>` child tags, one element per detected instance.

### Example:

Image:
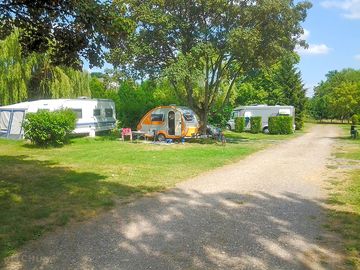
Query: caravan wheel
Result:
<box><xmin>263</xmin><ymin>127</ymin><xmax>270</xmax><ymax>134</ymax></box>
<box><xmin>157</xmin><ymin>133</ymin><xmax>166</xmax><ymax>142</ymax></box>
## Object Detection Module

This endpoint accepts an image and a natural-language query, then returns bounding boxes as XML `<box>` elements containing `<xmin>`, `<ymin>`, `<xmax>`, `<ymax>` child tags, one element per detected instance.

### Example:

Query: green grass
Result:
<box><xmin>0</xmin><ymin>130</ymin><xmax>299</xmax><ymax>263</ymax></box>
<box><xmin>327</xmin><ymin>125</ymin><xmax>360</xmax><ymax>268</ymax></box>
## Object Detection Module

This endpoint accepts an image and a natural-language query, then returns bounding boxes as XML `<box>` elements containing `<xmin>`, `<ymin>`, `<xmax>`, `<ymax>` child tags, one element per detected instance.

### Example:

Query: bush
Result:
<box><xmin>268</xmin><ymin>116</ymin><xmax>294</xmax><ymax>134</ymax></box>
<box><xmin>235</xmin><ymin>117</ymin><xmax>245</xmax><ymax>133</ymax></box>
<box><xmin>23</xmin><ymin>109</ymin><xmax>76</xmax><ymax>146</ymax></box>
<box><xmin>351</xmin><ymin>114</ymin><xmax>359</xmax><ymax>125</ymax></box>
<box><xmin>250</xmin><ymin>117</ymin><xmax>262</xmax><ymax>133</ymax></box>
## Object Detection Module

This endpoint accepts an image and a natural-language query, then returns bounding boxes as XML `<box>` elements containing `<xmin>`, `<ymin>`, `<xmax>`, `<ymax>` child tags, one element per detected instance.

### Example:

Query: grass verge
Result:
<box><xmin>327</xmin><ymin>124</ymin><xmax>360</xmax><ymax>268</ymax></box>
<box><xmin>0</xmin><ymin>130</ymin><xmax>299</xmax><ymax>263</ymax></box>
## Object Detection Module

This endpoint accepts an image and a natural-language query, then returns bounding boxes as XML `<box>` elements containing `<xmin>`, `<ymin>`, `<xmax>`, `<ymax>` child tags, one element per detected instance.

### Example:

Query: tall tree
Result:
<box><xmin>272</xmin><ymin>54</ymin><xmax>307</xmax><ymax>129</ymax></box>
<box><xmin>108</xmin><ymin>0</ymin><xmax>311</xmax><ymax>131</ymax></box>
<box><xmin>0</xmin><ymin>0</ymin><xmax>133</xmax><ymax>68</ymax></box>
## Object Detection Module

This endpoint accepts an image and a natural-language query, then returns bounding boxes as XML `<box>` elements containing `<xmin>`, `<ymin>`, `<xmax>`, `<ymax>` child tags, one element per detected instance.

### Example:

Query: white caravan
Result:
<box><xmin>0</xmin><ymin>98</ymin><xmax>116</xmax><ymax>139</ymax></box>
<box><xmin>226</xmin><ymin>105</ymin><xmax>295</xmax><ymax>133</ymax></box>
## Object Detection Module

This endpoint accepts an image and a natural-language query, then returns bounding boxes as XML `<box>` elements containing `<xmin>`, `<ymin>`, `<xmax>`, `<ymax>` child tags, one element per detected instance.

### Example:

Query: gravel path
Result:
<box><xmin>5</xmin><ymin>125</ymin><xmax>345</xmax><ymax>270</ymax></box>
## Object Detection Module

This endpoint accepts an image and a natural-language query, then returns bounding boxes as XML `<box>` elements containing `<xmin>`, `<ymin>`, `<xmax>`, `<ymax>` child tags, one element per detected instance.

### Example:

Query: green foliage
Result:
<box><xmin>0</xmin><ymin>29</ymin><xmax>33</xmax><ymax>105</ymax></box>
<box><xmin>235</xmin><ymin>117</ymin><xmax>245</xmax><ymax>133</ymax></box>
<box><xmin>89</xmin><ymin>77</ymin><xmax>106</xmax><ymax>98</ymax></box>
<box><xmin>208</xmin><ymin>106</ymin><xmax>233</xmax><ymax>128</ymax></box>
<box><xmin>311</xmin><ymin>69</ymin><xmax>360</xmax><ymax>121</ymax></box>
<box><xmin>268</xmin><ymin>116</ymin><xmax>293</xmax><ymax>135</ymax></box>
<box><xmin>88</xmin><ymin>76</ymin><xmax>181</xmax><ymax>129</ymax></box>
<box><xmin>0</xmin><ymin>31</ymin><xmax>91</xmax><ymax>105</ymax></box>
<box><xmin>351</xmin><ymin>115</ymin><xmax>359</xmax><ymax>125</ymax></box>
<box><xmin>236</xmin><ymin>54</ymin><xmax>307</xmax><ymax>130</ymax></box>
<box><xmin>250</xmin><ymin>117</ymin><xmax>262</xmax><ymax>134</ymax></box>
<box><xmin>23</xmin><ymin>110</ymin><xmax>76</xmax><ymax>146</ymax></box>
<box><xmin>108</xmin><ymin>0</ymin><xmax>311</xmax><ymax>130</ymax></box>
<box><xmin>0</xmin><ymin>1</ymin><xmax>133</xmax><ymax>68</ymax></box>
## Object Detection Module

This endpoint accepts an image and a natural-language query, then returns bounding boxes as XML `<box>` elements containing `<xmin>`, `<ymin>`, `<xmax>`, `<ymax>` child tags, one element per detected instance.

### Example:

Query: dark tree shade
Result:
<box><xmin>0</xmin><ymin>0</ymin><xmax>133</xmax><ymax>68</ymax></box>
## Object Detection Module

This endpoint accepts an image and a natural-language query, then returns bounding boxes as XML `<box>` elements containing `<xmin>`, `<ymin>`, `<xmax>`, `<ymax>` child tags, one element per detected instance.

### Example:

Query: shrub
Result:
<box><xmin>23</xmin><ymin>109</ymin><xmax>76</xmax><ymax>146</ymax></box>
<box><xmin>268</xmin><ymin>116</ymin><xmax>294</xmax><ymax>134</ymax></box>
<box><xmin>351</xmin><ymin>114</ymin><xmax>359</xmax><ymax>125</ymax></box>
<box><xmin>250</xmin><ymin>117</ymin><xmax>262</xmax><ymax>133</ymax></box>
<box><xmin>235</xmin><ymin>117</ymin><xmax>245</xmax><ymax>133</ymax></box>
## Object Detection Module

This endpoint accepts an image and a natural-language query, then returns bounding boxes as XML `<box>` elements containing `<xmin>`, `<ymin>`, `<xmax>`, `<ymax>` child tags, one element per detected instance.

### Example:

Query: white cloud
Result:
<box><xmin>321</xmin><ymin>0</ymin><xmax>360</xmax><ymax>19</ymax></box>
<box><xmin>355</xmin><ymin>54</ymin><xmax>360</xmax><ymax>61</ymax></box>
<box><xmin>296</xmin><ymin>28</ymin><xmax>331</xmax><ymax>55</ymax></box>
<box><xmin>296</xmin><ymin>44</ymin><xmax>331</xmax><ymax>55</ymax></box>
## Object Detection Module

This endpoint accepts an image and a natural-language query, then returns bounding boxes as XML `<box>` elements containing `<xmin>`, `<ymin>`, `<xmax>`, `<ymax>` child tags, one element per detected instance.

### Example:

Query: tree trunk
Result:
<box><xmin>199</xmin><ymin>109</ymin><xmax>209</xmax><ymax>135</ymax></box>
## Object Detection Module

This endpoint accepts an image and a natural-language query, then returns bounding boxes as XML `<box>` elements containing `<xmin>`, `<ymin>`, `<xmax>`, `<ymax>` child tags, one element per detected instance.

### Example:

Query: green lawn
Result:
<box><xmin>327</xmin><ymin>125</ymin><xmax>360</xmax><ymax>268</ymax></box>
<box><xmin>0</xmin><ymin>131</ymin><xmax>298</xmax><ymax>263</ymax></box>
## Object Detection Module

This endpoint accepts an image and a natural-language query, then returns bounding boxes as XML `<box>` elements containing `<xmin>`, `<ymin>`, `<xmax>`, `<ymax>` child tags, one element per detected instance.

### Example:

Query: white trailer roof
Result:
<box><xmin>0</xmin><ymin>98</ymin><xmax>114</xmax><ymax>111</ymax></box>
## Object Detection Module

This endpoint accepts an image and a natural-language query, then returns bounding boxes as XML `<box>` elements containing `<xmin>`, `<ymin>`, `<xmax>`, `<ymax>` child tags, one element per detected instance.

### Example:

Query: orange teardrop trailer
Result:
<box><xmin>136</xmin><ymin>106</ymin><xmax>200</xmax><ymax>141</ymax></box>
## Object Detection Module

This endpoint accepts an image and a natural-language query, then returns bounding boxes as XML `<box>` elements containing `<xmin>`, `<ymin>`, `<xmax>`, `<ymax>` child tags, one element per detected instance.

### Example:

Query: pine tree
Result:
<box><xmin>273</xmin><ymin>55</ymin><xmax>307</xmax><ymax>129</ymax></box>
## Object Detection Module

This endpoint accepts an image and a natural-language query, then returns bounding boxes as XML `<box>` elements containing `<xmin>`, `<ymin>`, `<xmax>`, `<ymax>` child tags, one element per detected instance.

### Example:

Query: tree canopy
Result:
<box><xmin>0</xmin><ymin>0</ymin><xmax>133</xmax><ymax>68</ymax></box>
<box><xmin>310</xmin><ymin>69</ymin><xmax>360</xmax><ymax>121</ymax></box>
<box><xmin>108</xmin><ymin>0</ymin><xmax>312</xmax><ymax>130</ymax></box>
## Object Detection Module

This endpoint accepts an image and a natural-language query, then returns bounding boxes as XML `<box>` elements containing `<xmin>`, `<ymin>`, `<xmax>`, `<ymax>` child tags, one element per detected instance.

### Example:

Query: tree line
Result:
<box><xmin>309</xmin><ymin>69</ymin><xmax>360</xmax><ymax>122</ymax></box>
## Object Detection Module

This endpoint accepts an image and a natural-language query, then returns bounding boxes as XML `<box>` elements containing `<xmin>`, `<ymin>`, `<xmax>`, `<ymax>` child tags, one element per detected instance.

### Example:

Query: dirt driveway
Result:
<box><xmin>5</xmin><ymin>125</ymin><xmax>345</xmax><ymax>270</ymax></box>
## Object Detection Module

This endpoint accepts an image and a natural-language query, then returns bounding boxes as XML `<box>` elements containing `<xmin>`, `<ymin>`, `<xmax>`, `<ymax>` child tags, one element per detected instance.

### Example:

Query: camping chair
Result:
<box><xmin>121</xmin><ymin>128</ymin><xmax>132</xmax><ymax>141</ymax></box>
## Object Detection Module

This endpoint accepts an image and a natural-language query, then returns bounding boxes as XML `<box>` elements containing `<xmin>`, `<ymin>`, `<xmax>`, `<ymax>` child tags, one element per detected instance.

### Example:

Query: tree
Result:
<box><xmin>272</xmin><ymin>54</ymin><xmax>307</xmax><ymax>129</ymax></box>
<box><xmin>311</xmin><ymin>69</ymin><xmax>360</xmax><ymax>121</ymax></box>
<box><xmin>108</xmin><ymin>0</ymin><xmax>312</xmax><ymax>131</ymax></box>
<box><xmin>0</xmin><ymin>0</ymin><xmax>133</xmax><ymax>68</ymax></box>
<box><xmin>236</xmin><ymin>54</ymin><xmax>307</xmax><ymax>129</ymax></box>
<box><xmin>0</xmin><ymin>29</ymin><xmax>33</xmax><ymax>105</ymax></box>
<box><xmin>0</xmin><ymin>30</ymin><xmax>91</xmax><ymax>105</ymax></box>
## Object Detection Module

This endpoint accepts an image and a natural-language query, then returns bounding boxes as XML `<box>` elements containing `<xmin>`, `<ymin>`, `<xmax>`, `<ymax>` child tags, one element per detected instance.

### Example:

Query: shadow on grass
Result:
<box><xmin>0</xmin><ymin>155</ymin><xmax>161</xmax><ymax>264</ymax></box>
<box><xmin>326</xmin><ymin>207</ymin><xmax>360</xmax><ymax>267</ymax></box>
<box><xmin>3</xmin><ymin>189</ymin><xmax>355</xmax><ymax>269</ymax></box>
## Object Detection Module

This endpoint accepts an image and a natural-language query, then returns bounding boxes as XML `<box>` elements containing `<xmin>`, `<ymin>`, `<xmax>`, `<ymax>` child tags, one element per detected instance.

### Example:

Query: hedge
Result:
<box><xmin>250</xmin><ymin>116</ymin><xmax>262</xmax><ymax>134</ymax></box>
<box><xmin>235</xmin><ymin>117</ymin><xmax>245</xmax><ymax>133</ymax></box>
<box><xmin>23</xmin><ymin>109</ymin><xmax>76</xmax><ymax>146</ymax></box>
<box><xmin>268</xmin><ymin>116</ymin><xmax>293</xmax><ymax>134</ymax></box>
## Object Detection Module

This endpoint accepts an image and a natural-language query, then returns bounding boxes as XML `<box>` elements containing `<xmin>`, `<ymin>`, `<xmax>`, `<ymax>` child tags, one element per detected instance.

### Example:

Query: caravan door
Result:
<box><xmin>175</xmin><ymin>111</ymin><xmax>182</xmax><ymax>136</ymax></box>
<box><xmin>168</xmin><ymin>111</ymin><xmax>175</xmax><ymax>135</ymax></box>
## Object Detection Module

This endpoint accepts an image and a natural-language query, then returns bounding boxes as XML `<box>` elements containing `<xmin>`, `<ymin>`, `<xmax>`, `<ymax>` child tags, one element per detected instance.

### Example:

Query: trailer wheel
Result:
<box><xmin>263</xmin><ymin>127</ymin><xmax>269</xmax><ymax>134</ymax></box>
<box><xmin>225</xmin><ymin>124</ymin><xmax>231</xmax><ymax>130</ymax></box>
<box><xmin>157</xmin><ymin>133</ymin><xmax>166</xmax><ymax>142</ymax></box>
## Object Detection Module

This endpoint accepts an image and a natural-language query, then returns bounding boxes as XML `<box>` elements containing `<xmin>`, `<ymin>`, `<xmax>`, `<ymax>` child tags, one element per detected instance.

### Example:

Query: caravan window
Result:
<box><xmin>93</xmin><ymin>109</ymin><xmax>101</xmax><ymax>116</ymax></box>
<box><xmin>72</xmin><ymin>109</ymin><xmax>82</xmax><ymax>119</ymax></box>
<box><xmin>105</xmin><ymin>108</ymin><xmax>113</xmax><ymax>117</ymax></box>
<box><xmin>183</xmin><ymin>112</ymin><xmax>194</xmax><ymax>122</ymax></box>
<box><xmin>151</xmin><ymin>114</ymin><xmax>164</xmax><ymax>121</ymax></box>
<box><xmin>231</xmin><ymin>110</ymin><xmax>242</xmax><ymax>118</ymax></box>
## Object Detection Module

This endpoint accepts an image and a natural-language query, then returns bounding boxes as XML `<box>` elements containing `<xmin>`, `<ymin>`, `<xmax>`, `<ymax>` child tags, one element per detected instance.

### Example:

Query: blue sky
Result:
<box><xmin>86</xmin><ymin>1</ymin><xmax>360</xmax><ymax>97</ymax></box>
<box><xmin>297</xmin><ymin>0</ymin><xmax>360</xmax><ymax>96</ymax></box>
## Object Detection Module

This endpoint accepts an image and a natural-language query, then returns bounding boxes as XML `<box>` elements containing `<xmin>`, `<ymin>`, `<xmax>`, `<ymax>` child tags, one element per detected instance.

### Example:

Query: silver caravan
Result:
<box><xmin>226</xmin><ymin>105</ymin><xmax>295</xmax><ymax>133</ymax></box>
<box><xmin>0</xmin><ymin>98</ymin><xmax>116</xmax><ymax>139</ymax></box>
